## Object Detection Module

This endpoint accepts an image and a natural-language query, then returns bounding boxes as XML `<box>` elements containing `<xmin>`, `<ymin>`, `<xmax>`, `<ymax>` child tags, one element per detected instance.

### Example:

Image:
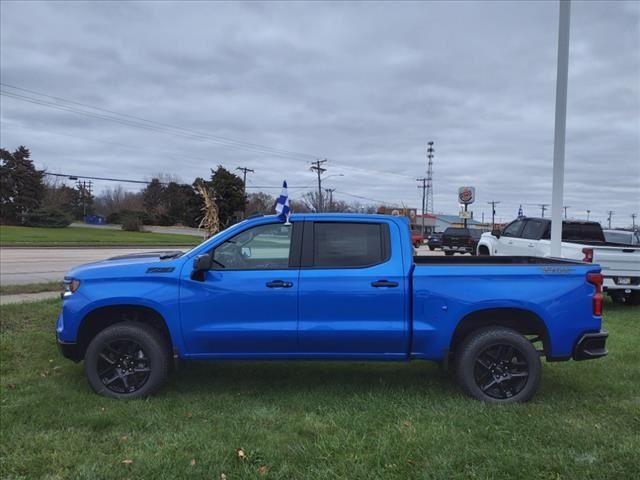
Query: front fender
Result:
<box><xmin>58</xmin><ymin>277</ymin><xmax>184</xmax><ymax>353</ymax></box>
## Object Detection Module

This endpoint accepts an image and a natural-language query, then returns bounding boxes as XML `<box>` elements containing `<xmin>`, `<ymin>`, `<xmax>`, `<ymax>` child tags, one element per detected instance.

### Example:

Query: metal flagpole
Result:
<box><xmin>550</xmin><ymin>0</ymin><xmax>571</xmax><ymax>258</ymax></box>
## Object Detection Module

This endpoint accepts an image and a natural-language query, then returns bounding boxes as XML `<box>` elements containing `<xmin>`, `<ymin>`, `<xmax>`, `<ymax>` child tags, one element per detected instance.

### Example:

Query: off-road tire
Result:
<box><xmin>85</xmin><ymin>322</ymin><xmax>170</xmax><ymax>399</ymax></box>
<box><xmin>456</xmin><ymin>327</ymin><xmax>541</xmax><ymax>403</ymax></box>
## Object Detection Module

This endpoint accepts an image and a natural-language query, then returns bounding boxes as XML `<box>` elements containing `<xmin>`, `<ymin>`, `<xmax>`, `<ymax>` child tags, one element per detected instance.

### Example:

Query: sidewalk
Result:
<box><xmin>0</xmin><ymin>291</ymin><xmax>59</xmax><ymax>305</ymax></box>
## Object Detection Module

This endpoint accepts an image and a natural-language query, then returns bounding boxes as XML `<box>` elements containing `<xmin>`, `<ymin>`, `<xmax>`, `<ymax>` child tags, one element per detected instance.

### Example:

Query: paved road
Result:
<box><xmin>0</xmin><ymin>247</ymin><xmax>187</xmax><ymax>286</ymax></box>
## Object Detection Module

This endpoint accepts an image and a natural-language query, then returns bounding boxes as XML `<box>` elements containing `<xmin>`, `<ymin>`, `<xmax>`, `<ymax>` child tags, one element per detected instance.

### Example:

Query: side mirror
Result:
<box><xmin>241</xmin><ymin>246</ymin><xmax>252</xmax><ymax>258</ymax></box>
<box><xmin>491</xmin><ymin>229</ymin><xmax>502</xmax><ymax>239</ymax></box>
<box><xmin>191</xmin><ymin>254</ymin><xmax>212</xmax><ymax>280</ymax></box>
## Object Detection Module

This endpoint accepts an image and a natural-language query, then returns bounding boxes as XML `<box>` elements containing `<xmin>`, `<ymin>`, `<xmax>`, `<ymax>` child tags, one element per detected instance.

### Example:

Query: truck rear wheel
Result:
<box><xmin>455</xmin><ymin>327</ymin><xmax>541</xmax><ymax>403</ymax></box>
<box><xmin>84</xmin><ymin>322</ymin><xmax>169</xmax><ymax>399</ymax></box>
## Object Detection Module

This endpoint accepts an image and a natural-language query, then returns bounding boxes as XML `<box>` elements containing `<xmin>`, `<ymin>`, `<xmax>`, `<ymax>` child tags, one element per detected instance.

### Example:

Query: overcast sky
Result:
<box><xmin>1</xmin><ymin>0</ymin><xmax>638</xmax><ymax>226</ymax></box>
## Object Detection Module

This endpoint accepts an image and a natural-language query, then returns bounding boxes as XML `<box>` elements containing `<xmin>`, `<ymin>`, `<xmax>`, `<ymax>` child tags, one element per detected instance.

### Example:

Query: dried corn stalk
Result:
<box><xmin>196</xmin><ymin>184</ymin><xmax>219</xmax><ymax>238</ymax></box>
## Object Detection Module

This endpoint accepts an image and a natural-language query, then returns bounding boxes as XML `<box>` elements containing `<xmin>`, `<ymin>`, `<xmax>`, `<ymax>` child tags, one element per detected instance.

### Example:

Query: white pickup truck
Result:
<box><xmin>477</xmin><ymin>217</ymin><xmax>640</xmax><ymax>305</ymax></box>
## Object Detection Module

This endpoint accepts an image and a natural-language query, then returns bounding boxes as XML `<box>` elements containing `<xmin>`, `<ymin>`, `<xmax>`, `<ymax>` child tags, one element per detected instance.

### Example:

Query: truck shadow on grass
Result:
<box><xmin>164</xmin><ymin>360</ymin><xmax>460</xmax><ymax>397</ymax></box>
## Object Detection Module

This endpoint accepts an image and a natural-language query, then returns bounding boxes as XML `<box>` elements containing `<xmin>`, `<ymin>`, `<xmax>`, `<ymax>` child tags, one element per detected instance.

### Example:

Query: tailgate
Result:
<box><xmin>593</xmin><ymin>247</ymin><xmax>640</xmax><ymax>278</ymax></box>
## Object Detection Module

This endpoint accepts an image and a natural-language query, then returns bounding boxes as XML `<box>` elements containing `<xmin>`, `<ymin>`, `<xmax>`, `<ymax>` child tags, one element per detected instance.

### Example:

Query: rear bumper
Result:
<box><xmin>573</xmin><ymin>329</ymin><xmax>608</xmax><ymax>361</ymax></box>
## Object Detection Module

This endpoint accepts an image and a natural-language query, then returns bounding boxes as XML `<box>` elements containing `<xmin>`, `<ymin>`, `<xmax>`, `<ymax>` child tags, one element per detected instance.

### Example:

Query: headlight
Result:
<box><xmin>63</xmin><ymin>279</ymin><xmax>81</xmax><ymax>296</ymax></box>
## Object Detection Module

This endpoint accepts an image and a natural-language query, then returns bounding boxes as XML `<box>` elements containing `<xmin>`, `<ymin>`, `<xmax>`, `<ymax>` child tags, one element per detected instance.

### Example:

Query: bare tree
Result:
<box><xmin>195</xmin><ymin>183</ymin><xmax>219</xmax><ymax>238</ymax></box>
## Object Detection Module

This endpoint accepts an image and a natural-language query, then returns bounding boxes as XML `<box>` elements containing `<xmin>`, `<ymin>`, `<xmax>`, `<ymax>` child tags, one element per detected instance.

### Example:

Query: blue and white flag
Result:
<box><xmin>518</xmin><ymin>204</ymin><xmax>524</xmax><ymax>218</ymax></box>
<box><xmin>275</xmin><ymin>180</ymin><xmax>291</xmax><ymax>224</ymax></box>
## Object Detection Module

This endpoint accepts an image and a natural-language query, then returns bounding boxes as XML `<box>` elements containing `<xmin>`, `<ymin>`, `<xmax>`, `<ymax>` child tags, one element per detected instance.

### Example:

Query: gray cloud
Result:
<box><xmin>1</xmin><ymin>0</ymin><xmax>638</xmax><ymax>226</ymax></box>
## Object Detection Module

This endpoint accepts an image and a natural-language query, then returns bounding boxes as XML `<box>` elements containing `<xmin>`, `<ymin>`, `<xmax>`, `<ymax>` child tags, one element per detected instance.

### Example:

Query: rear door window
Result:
<box><xmin>313</xmin><ymin>222</ymin><xmax>389</xmax><ymax>268</ymax></box>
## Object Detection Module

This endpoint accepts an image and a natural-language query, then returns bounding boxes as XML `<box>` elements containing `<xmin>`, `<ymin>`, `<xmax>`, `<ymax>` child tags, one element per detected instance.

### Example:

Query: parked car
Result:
<box><xmin>477</xmin><ymin>218</ymin><xmax>640</xmax><ymax>305</ymax></box>
<box><xmin>427</xmin><ymin>232</ymin><xmax>443</xmax><ymax>250</ymax></box>
<box><xmin>57</xmin><ymin>213</ymin><xmax>607</xmax><ymax>403</ymax></box>
<box><xmin>603</xmin><ymin>229</ymin><xmax>640</xmax><ymax>246</ymax></box>
<box><xmin>410</xmin><ymin>230</ymin><xmax>425</xmax><ymax>248</ymax></box>
<box><xmin>442</xmin><ymin>227</ymin><xmax>484</xmax><ymax>255</ymax></box>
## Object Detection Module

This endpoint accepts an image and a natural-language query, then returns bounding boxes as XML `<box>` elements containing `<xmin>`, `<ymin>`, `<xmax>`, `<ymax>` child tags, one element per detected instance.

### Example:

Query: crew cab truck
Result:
<box><xmin>477</xmin><ymin>218</ymin><xmax>640</xmax><ymax>305</ymax></box>
<box><xmin>57</xmin><ymin>214</ymin><xmax>608</xmax><ymax>403</ymax></box>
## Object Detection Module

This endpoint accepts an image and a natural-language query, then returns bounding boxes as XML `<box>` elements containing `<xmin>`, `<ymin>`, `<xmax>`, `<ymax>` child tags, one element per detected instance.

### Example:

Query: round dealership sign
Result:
<box><xmin>458</xmin><ymin>186</ymin><xmax>475</xmax><ymax>205</ymax></box>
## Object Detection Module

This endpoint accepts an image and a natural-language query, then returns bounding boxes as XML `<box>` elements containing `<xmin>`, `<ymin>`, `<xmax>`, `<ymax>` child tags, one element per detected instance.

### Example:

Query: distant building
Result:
<box><xmin>417</xmin><ymin>213</ymin><xmax>488</xmax><ymax>233</ymax></box>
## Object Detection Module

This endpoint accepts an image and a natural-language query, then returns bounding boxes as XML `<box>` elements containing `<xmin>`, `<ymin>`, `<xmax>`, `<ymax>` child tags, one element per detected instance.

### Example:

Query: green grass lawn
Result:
<box><xmin>0</xmin><ymin>225</ymin><xmax>202</xmax><ymax>247</ymax></box>
<box><xmin>0</xmin><ymin>300</ymin><xmax>638</xmax><ymax>479</ymax></box>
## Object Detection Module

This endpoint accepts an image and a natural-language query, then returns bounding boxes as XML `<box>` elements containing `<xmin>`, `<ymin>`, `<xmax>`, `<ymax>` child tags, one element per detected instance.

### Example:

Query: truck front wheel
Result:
<box><xmin>84</xmin><ymin>322</ymin><xmax>170</xmax><ymax>399</ymax></box>
<box><xmin>455</xmin><ymin>327</ymin><xmax>541</xmax><ymax>403</ymax></box>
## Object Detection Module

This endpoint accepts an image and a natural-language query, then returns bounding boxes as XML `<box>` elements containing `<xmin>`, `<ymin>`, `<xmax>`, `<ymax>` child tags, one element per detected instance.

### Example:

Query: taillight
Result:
<box><xmin>582</xmin><ymin>248</ymin><xmax>594</xmax><ymax>263</ymax></box>
<box><xmin>587</xmin><ymin>272</ymin><xmax>603</xmax><ymax>316</ymax></box>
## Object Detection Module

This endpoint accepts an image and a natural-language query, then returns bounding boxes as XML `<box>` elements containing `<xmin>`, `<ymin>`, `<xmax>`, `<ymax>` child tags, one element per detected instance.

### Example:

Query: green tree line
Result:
<box><xmin>1</xmin><ymin>145</ymin><xmax>376</xmax><ymax>229</ymax></box>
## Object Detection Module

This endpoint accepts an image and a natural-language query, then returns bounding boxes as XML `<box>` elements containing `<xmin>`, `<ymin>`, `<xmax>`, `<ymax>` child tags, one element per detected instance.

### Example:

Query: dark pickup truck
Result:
<box><xmin>442</xmin><ymin>227</ymin><xmax>484</xmax><ymax>255</ymax></box>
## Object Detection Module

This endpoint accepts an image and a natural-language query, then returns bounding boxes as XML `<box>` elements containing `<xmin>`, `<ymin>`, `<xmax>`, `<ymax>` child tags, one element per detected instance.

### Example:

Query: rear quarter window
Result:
<box><xmin>313</xmin><ymin>222</ymin><xmax>389</xmax><ymax>268</ymax></box>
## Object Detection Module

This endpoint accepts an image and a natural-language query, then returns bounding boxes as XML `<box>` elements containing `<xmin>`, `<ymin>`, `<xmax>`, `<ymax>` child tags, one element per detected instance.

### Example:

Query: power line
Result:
<box><xmin>44</xmin><ymin>172</ymin><xmax>162</xmax><ymax>185</ymax></box>
<box><xmin>0</xmin><ymin>88</ymin><xmax>315</xmax><ymax>161</ymax></box>
<box><xmin>0</xmin><ymin>83</ymin><xmax>317</xmax><ymax>161</ymax></box>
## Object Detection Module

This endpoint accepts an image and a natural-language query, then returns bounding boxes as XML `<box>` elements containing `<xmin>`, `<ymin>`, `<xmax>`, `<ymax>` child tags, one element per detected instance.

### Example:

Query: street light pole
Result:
<box><xmin>550</xmin><ymin>0</ymin><xmax>571</xmax><ymax>258</ymax></box>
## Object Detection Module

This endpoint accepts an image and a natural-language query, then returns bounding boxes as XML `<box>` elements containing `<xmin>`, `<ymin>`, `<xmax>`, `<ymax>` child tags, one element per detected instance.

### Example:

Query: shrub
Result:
<box><xmin>121</xmin><ymin>215</ymin><xmax>144</xmax><ymax>232</ymax></box>
<box><xmin>23</xmin><ymin>208</ymin><xmax>72</xmax><ymax>228</ymax></box>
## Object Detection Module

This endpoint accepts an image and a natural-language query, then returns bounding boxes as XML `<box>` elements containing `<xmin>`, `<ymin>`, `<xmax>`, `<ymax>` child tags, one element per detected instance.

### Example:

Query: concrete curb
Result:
<box><xmin>0</xmin><ymin>291</ymin><xmax>60</xmax><ymax>305</ymax></box>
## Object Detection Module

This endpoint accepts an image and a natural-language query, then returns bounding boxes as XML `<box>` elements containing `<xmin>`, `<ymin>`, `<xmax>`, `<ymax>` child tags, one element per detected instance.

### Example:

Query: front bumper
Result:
<box><xmin>56</xmin><ymin>335</ymin><xmax>82</xmax><ymax>362</ymax></box>
<box><xmin>573</xmin><ymin>329</ymin><xmax>608</xmax><ymax>361</ymax></box>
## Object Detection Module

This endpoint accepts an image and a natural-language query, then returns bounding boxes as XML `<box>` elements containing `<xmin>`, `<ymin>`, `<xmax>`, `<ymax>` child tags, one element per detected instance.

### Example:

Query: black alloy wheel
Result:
<box><xmin>97</xmin><ymin>339</ymin><xmax>151</xmax><ymax>394</ymax></box>
<box><xmin>473</xmin><ymin>344</ymin><xmax>529</xmax><ymax>399</ymax></box>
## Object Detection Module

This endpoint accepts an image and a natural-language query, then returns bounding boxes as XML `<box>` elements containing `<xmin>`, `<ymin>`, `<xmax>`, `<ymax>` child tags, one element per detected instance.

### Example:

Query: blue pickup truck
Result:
<box><xmin>56</xmin><ymin>214</ymin><xmax>608</xmax><ymax>403</ymax></box>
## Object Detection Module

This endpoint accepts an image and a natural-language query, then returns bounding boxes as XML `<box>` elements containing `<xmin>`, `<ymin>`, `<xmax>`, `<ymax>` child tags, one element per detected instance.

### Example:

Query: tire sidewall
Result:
<box><xmin>84</xmin><ymin>323</ymin><xmax>169</xmax><ymax>399</ymax></box>
<box><xmin>456</xmin><ymin>328</ymin><xmax>541</xmax><ymax>404</ymax></box>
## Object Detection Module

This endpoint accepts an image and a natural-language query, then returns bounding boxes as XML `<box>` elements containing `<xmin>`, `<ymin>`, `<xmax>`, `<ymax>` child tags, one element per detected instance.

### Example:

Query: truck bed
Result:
<box><xmin>413</xmin><ymin>256</ymin><xmax>581</xmax><ymax>265</ymax></box>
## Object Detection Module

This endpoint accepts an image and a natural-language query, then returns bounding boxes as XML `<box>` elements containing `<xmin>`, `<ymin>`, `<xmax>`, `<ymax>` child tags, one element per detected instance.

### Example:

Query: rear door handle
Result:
<box><xmin>266</xmin><ymin>280</ymin><xmax>293</xmax><ymax>288</ymax></box>
<box><xmin>371</xmin><ymin>280</ymin><xmax>399</xmax><ymax>288</ymax></box>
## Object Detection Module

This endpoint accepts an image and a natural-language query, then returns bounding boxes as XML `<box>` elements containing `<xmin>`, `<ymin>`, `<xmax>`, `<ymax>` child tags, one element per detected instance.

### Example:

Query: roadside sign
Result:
<box><xmin>459</xmin><ymin>210</ymin><xmax>472</xmax><ymax>219</ymax></box>
<box><xmin>458</xmin><ymin>186</ymin><xmax>475</xmax><ymax>205</ymax></box>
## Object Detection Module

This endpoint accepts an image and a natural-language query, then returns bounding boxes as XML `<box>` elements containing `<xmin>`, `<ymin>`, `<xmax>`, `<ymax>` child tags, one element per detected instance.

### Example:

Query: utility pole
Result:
<box><xmin>310</xmin><ymin>159</ymin><xmax>327</xmax><ymax>212</ymax></box>
<box><xmin>425</xmin><ymin>142</ymin><xmax>435</xmax><ymax>213</ymax></box>
<box><xmin>487</xmin><ymin>201</ymin><xmax>501</xmax><ymax>230</ymax></box>
<box><xmin>236</xmin><ymin>167</ymin><xmax>254</xmax><ymax>215</ymax></box>
<box><xmin>539</xmin><ymin>203</ymin><xmax>549</xmax><ymax>218</ymax></box>
<box><xmin>76</xmin><ymin>180</ymin><xmax>93</xmax><ymax>218</ymax></box>
<box><xmin>586</xmin><ymin>209</ymin><xmax>591</xmax><ymax>221</ymax></box>
<box><xmin>607</xmin><ymin>210</ymin><xmax>614</xmax><ymax>229</ymax></box>
<box><xmin>324</xmin><ymin>188</ymin><xmax>335</xmax><ymax>211</ymax></box>
<box><xmin>563</xmin><ymin>205</ymin><xmax>571</xmax><ymax>219</ymax></box>
<box><xmin>416</xmin><ymin>177</ymin><xmax>427</xmax><ymax>234</ymax></box>
<box><xmin>632</xmin><ymin>213</ymin><xmax>637</xmax><ymax>229</ymax></box>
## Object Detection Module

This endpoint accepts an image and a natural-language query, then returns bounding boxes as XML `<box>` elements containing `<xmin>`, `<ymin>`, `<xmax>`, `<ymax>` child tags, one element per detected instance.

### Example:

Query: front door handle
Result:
<box><xmin>371</xmin><ymin>280</ymin><xmax>399</xmax><ymax>288</ymax></box>
<box><xmin>266</xmin><ymin>280</ymin><xmax>293</xmax><ymax>288</ymax></box>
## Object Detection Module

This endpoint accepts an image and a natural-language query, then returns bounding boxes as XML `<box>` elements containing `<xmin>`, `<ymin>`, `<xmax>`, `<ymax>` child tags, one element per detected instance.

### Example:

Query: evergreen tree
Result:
<box><xmin>0</xmin><ymin>146</ymin><xmax>45</xmax><ymax>224</ymax></box>
<box><xmin>210</xmin><ymin>166</ymin><xmax>245</xmax><ymax>226</ymax></box>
